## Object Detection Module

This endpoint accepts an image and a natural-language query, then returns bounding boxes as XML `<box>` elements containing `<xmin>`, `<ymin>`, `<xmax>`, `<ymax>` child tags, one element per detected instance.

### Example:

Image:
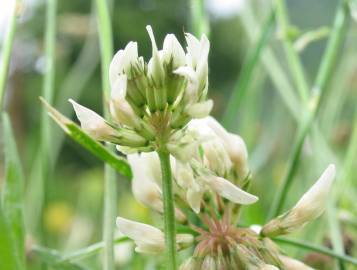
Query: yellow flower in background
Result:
<box><xmin>44</xmin><ymin>201</ymin><xmax>73</xmax><ymax>234</ymax></box>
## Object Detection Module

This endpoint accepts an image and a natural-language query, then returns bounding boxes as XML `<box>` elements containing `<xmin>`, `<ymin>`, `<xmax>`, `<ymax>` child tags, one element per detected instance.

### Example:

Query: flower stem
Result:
<box><xmin>157</xmin><ymin>149</ymin><xmax>177</xmax><ymax>270</ymax></box>
<box><xmin>274</xmin><ymin>237</ymin><xmax>357</xmax><ymax>266</ymax></box>
<box><xmin>94</xmin><ymin>0</ymin><xmax>116</xmax><ymax>269</ymax></box>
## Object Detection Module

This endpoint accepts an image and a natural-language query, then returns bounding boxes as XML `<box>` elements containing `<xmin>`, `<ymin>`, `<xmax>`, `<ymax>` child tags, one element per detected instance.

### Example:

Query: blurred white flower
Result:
<box><xmin>0</xmin><ymin>0</ymin><xmax>16</xmax><ymax>40</ymax></box>
<box><xmin>206</xmin><ymin>0</ymin><xmax>245</xmax><ymax>18</ymax></box>
<box><xmin>262</xmin><ymin>164</ymin><xmax>336</xmax><ymax>237</ymax></box>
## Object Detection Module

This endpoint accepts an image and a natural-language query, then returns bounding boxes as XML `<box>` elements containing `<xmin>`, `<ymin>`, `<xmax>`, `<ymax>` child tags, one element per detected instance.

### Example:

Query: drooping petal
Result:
<box><xmin>69</xmin><ymin>99</ymin><xmax>116</xmax><ymax>140</ymax></box>
<box><xmin>205</xmin><ymin>175</ymin><xmax>258</xmax><ymax>205</ymax></box>
<box><xmin>261</xmin><ymin>164</ymin><xmax>336</xmax><ymax>237</ymax></box>
<box><xmin>116</xmin><ymin>217</ymin><xmax>165</xmax><ymax>254</ymax></box>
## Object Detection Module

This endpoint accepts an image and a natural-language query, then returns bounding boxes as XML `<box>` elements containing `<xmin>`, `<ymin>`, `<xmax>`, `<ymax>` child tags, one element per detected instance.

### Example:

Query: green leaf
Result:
<box><xmin>0</xmin><ymin>200</ymin><xmax>22</xmax><ymax>270</ymax></box>
<box><xmin>40</xmin><ymin>97</ymin><xmax>132</xmax><ymax>178</ymax></box>
<box><xmin>1</xmin><ymin>113</ymin><xmax>26</xmax><ymax>269</ymax></box>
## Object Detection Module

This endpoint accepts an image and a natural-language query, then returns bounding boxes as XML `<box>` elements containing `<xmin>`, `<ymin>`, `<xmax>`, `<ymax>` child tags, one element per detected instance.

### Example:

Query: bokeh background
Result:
<box><xmin>1</xmin><ymin>0</ymin><xmax>357</xmax><ymax>269</ymax></box>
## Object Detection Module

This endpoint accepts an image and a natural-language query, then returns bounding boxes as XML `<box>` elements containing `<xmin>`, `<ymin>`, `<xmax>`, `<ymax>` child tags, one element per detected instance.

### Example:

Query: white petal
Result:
<box><xmin>185</xmin><ymin>33</ymin><xmax>201</xmax><ymax>68</ymax></box>
<box><xmin>69</xmin><ymin>99</ymin><xmax>115</xmax><ymax>140</ymax></box>
<box><xmin>109</xmin><ymin>42</ymin><xmax>138</xmax><ymax>85</ymax></box>
<box><xmin>163</xmin><ymin>34</ymin><xmax>186</xmax><ymax>67</ymax></box>
<box><xmin>116</xmin><ymin>217</ymin><xmax>164</xmax><ymax>254</ymax></box>
<box><xmin>294</xmin><ymin>164</ymin><xmax>335</xmax><ymax>213</ymax></box>
<box><xmin>185</xmin><ymin>99</ymin><xmax>213</xmax><ymax>118</ymax></box>
<box><xmin>206</xmin><ymin>176</ymin><xmax>258</xmax><ymax>204</ymax></box>
<box><xmin>109</xmin><ymin>49</ymin><xmax>124</xmax><ymax>86</ymax></box>
<box><xmin>174</xmin><ymin>66</ymin><xmax>197</xmax><ymax>82</ymax></box>
<box><xmin>146</xmin><ymin>25</ymin><xmax>164</xmax><ymax>84</ymax></box>
<box><xmin>111</xmin><ymin>74</ymin><xmax>127</xmax><ymax>100</ymax></box>
<box><xmin>262</xmin><ymin>165</ymin><xmax>336</xmax><ymax>236</ymax></box>
<box><xmin>128</xmin><ymin>153</ymin><xmax>163</xmax><ymax>212</ymax></box>
<box><xmin>186</xmin><ymin>188</ymin><xmax>204</xmax><ymax>213</ymax></box>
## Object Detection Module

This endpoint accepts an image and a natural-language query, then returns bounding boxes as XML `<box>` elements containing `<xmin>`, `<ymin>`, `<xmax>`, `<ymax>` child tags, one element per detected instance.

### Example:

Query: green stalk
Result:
<box><xmin>274</xmin><ymin>237</ymin><xmax>357</xmax><ymax>266</ymax></box>
<box><xmin>157</xmin><ymin>149</ymin><xmax>177</xmax><ymax>270</ymax></box>
<box><xmin>268</xmin><ymin>0</ymin><xmax>349</xmax><ymax>219</ymax></box>
<box><xmin>222</xmin><ymin>10</ymin><xmax>275</xmax><ymax>129</ymax></box>
<box><xmin>59</xmin><ymin>237</ymin><xmax>129</xmax><ymax>263</ymax></box>
<box><xmin>275</xmin><ymin>0</ymin><xmax>309</xmax><ymax>103</ymax></box>
<box><xmin>190</xmin><ymin>0</ymin><xmax>209</xmax><ymax>36</ymax></box>
<box><xmin>0</xmin><ymin>1</ymin><xmax>18</xmax><ymax>109</ymax></box>
<box><xmin>94</xmin><ymin>0</ymin><xmax>116</xmax><ymax>269</ymax></box>
<box><xmin>40</xmin><ymin>0</ymin><xmax>57</xmax><ymax>245</ymax></box>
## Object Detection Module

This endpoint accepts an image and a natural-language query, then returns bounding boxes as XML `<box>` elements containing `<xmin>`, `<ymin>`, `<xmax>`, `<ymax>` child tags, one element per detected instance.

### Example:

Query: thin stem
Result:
<box><xmin>0</xmin><ymin>1</ymin><xmax>18</xmax><ymax>109</ymax></box>
<box><xmin>275</xmin><ymin>0</ymin><xmax>309</xmax><ymax>103</ymax></box>
<box><xmin>268</xmin><ymin>0</ymin><xmax>349</xmax><ymax>219</ymax></box>
<box><xmin>40</xmin><ymin>0</ymin><xmax>57</xmax><ymax>245</ymax></box>
<box><xmin>274</xmin><ymin>237</ymin><xmax>357</xmax><ymax>266</ymax></box>
<box><xmin>190</xmin><ymin>0</ymin><xmax>209</xmax><ymax>36</ymax></box>
<box><xmin>157</xmin><ymin>149</ymin><xmax>177</xmax><ymax>270</ymax></box>
<box><xmin>222</xmin><ymin>10</ymin><xmax>275</xmax><ymax>130</ymax></box>
<box><xmin>59</xmin><ymin>237</ymin><xmax>129</xmax><ymax>263</ymax></box>
<box><xmin>94</xmin><ymin>0</ymin><xmax>116</xmax><ymax>269</ymax></box>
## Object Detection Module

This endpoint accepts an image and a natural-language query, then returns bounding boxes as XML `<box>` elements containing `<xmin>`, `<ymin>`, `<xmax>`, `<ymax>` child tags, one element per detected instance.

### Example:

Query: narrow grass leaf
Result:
<box><xmin>0</xmin><ymin>200</ymin><xmax>21</xmax><ymax>270</ymax></box>
<box><xmin>1</xmin><ymin>113</ymin><xmax>25</xmax><ymax>268</ymax></box>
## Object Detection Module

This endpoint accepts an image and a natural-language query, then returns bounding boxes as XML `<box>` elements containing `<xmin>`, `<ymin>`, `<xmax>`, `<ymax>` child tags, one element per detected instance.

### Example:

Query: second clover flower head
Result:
<box><xmin>70</xmin><ymin>25</ymin><xmax>212</xmax><ymax>157</ymax></box>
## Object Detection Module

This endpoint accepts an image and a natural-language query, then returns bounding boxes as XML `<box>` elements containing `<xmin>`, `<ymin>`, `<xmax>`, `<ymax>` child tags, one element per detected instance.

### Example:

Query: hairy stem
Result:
<box><xmin>158</xmin><ymin>149</ymin><xmax>177</xmax><ymax>270</ymax></box>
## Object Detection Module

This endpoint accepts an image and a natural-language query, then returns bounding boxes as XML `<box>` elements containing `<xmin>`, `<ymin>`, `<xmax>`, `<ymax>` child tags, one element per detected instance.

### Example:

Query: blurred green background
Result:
<box><xmin>1</xmin><ymin>0</ymin><xmax>357</xmax><ymax>269</ymax></box>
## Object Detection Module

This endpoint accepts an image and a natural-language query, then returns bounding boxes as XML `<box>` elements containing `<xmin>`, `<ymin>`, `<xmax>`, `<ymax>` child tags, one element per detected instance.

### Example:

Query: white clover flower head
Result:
<box><xmin>116</xmin><ymin>217</ymin><xmax>193</xmax><ymax>254</ymax></box>
<box><xmin>70</xmin><ymin>25</ymin><xmax>212</xmax><ymax>157</ymax></box>
<box><xmin>261</xmin><ymin>164</ymin><xmax>336</xmax><ymax>237</ymax></box>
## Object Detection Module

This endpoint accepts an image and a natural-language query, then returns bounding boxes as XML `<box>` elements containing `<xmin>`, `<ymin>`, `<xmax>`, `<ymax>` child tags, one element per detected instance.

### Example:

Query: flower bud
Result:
<box><xmin>69</xmin><ymin>99</ymin><xmax>117</xmax><ymax>141</ymax></box>
<box><xmin>262</xmin><ymin>164</ymin><xmax>336</xmax><ymax>237</ymax></box>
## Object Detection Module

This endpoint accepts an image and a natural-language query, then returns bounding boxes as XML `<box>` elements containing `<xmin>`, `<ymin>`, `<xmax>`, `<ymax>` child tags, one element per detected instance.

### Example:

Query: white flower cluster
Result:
<box><xmin>70</xmin><ymin>25</ymin><xmax>212</xmax><ymax>157</ymax></box>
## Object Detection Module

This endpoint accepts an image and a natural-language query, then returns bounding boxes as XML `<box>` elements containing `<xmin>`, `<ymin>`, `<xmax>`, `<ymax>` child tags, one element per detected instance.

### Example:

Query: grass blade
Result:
<box><xmin>222</xmin><ymin>10</ymin><xmax>275</xmax><ymax>129</ymax></box>
<box><xmin>94</xmin><ymin>0</ymin><xmax>117</xmax><ymax>269</ymax></box>
<box><xmin>40</xmin><ymin>97</ymin><xmax>132</xmax><ymax>178</ymax></box>
<box><xmin>1</xmin><ymin>113</ymin><xmax>25</xmax><ymax>269</ymax></box>
<box><xmin>274</xmin><ymin>237</ymin><xmax>357</xmax><ymax>266</ymax></box>
<box><xmin>0</xmin><ymin>1</ymin><xmax>18</xmax><ymax>108</ymax></box>
<box><xmin>0</xmin><ymin>200</ymin><xmax>21</xmax><ymax>270</ymax></box>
